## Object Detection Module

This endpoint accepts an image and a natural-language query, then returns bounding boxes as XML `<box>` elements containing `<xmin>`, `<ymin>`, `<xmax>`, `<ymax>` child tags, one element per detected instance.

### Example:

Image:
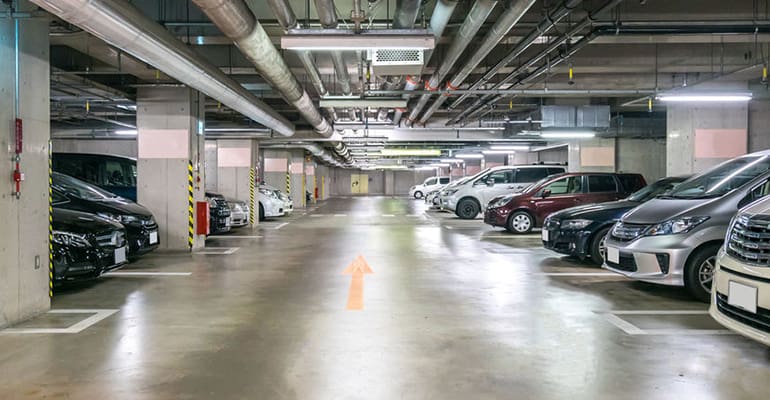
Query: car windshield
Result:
<box><xmin>665</xmin><ymin>156</ymin><xmax>770</xmax><ymax>199</ymax></box>
<box><xmin>626</xmin><ymin>177</ymin><xmax>687</xmax><ymax>202</ymax></box>
<box><xmin>52</xmin><ymin>172</ymin><xmax>118</xmax><ymax>200</ymax></box>
<box><xmin>524</xmin><ymin>173</ymin><xmax>567</xmax><ymax>194</ymax></box>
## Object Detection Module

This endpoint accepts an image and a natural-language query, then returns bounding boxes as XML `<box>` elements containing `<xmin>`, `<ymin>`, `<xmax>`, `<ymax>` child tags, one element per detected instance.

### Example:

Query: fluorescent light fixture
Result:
<box><xmin>429</xmin><ymin>163</ymin><xmax>450</xmax><ymax>167</ymax></box>
<box><xmin>540</xmin><ymin>131</ymin><xmax>595</xmax><ymax>139</ymax></box>
<box><xmin>380</xmin><ymin>148</ymin><xmax>441</xmax><ymax>156</ymax></box>
<box><xmin>114</xmin><ymin>129</ymin><xmax>137</xmax><ymax>135</ymax></box>
<box><xmin>490</xmin><ymin>145</ymin><xmax>530</xmax><ymax>151</ymax></box>
<box><xmin>282</xmin><ymin>29</ymin><xmax>435</xmax><ymax>50</ymax></box>
<box><xmin>320</xmin><ymin>98</ymin><xmax>407</xmax><ymax>108</ymax></box>
<box><xmin>440</xmin><ymin>158</ymin><xmax>464</xmax><ymax>164</ymax></box>
<box><xmin>656</xmin><ymin>92</ymin><xmax>752</xmax><ymax>102</ymax></box>
<box><xmin>374</xmin><ymin>165</ymin><xmax>408</xmax><ymax>170</ymax></box>
<box><xmin>482</xmin><ymin>150</ymin><xmax>516</xmax><ymax>155</ymax></box>
<box><xmin>415</xmin><ymin>166</ymin><xmax>437</xmax><ymax>171</ymax></box>
<box><xmin>454</xmin><ymin>153</ymin><xmax>484</xmax><ymax>159</ymax></box>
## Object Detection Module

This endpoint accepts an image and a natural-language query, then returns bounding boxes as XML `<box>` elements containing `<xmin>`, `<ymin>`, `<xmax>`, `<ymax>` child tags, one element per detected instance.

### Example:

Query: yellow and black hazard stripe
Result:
<box><xmin>286</xmin><ymin>169</ymin><xmax>291</xmax><ymax>194</ymax></box>
<box><xmin>48</xmin><ymin>142</ymin><xmax>53</xmax><ymax>298</ymax></box>
<box><xmin>301</xmin><ymin>174</ymin><xmax>306</xmax><ymax>207</ymax></box>
<box><xmin>188</xmin><ymin>161</ymin><xmax>194</xmax><ymax>250</ymax></box>
<box><xmin>249</xmin><ymin>167</ymin><xmax>256</xmax><ymax>225</ymax></box>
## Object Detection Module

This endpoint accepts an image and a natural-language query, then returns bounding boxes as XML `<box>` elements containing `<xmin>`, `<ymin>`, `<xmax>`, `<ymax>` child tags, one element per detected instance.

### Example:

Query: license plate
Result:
<box><xmin>149</xmin><ymin>231</ymin><xmax>158</xmax><ymax>245</ymax></box>
<box><xmin>114</xmin><ymin>246</ymin><xmax>127</xmax><ymax>264</ymax></box>
<box><xmin>728</xmin><ymin>281</ymin><xmax>758</xmax><ymax>314</ymax></box>
<box><xmin>541</xmin><ymin>229</ymin><xmax>549</xmax><ymax>241</ymax></box>
<box><xmin>225</xmin><ymin>217</ymin><xmax>231</xmax><ymax>226</ymax></box>
<box><xmin>607</xmin><ymin>246</ymin><xmax>620</xmax><ymax>264</ymax></box>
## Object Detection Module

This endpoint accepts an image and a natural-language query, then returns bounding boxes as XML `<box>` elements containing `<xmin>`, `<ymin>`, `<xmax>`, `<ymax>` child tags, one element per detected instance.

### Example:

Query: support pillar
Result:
<box><xmin>289</xmin><ymin>150</ymin><xmax>306</xmax><ymax>208</ymax></box>
<box><xmin>0</xmin><ymin>1</ymin><xmax>51</xmax><ymax>327</ymax></box>
<box><xmin>136</xmin><ymin>87</ymin><xmax>205</xmax><ymax>251</ymax></box>
<box><xmin>567</xmin><ymin>138</ymin><xmax>616</xmax><ymax>173</ymax></box>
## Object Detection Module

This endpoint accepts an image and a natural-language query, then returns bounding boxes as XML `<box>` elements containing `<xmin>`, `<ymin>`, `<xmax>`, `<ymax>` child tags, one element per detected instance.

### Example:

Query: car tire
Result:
<box><xmin>413</xmin><ymin>191</ymin><xmax>423</xmax><ymax>199</ymax></box>
<box><xmin>684</xmin><ymin>243</ymin><xmax>721</xmax><ymax>303</ymax></box>
<box><xmin>506</xmin><ymin>211</ymin><xmax>533</xmax><ymax>234</ymax></box>
<box><xmin>455</xmin><ymin>198</ymin><xmax>480</xmax><ymax>219</ymax></box>
<box><xmin>259</xmin><ymin>203</ymin><xmax>265</xmax><ymax>221</ymax></box>
<box><xmin>589</xmin><ymin>226</ymin><xmax>611</xmax><ymax>266</ymax></box>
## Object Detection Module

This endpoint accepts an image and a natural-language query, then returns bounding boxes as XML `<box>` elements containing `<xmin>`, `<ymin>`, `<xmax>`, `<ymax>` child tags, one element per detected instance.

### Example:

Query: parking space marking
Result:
<box><xmin>210</xmin><ymin>235</ymin><xmax>262</xmax><ymax>239</ymax></box>
<box><xmin>274</xmin><ymin>222</ymin><xmax>289</xmax><ymax>230</ymax></box>
<box><xmin>197</xmin><ymin>247</ymin><xmax>240</xmax><ymax>255</ymax></box>
<box><xmin>310</xmin><ymin>214</ymin><xmax>324</xmax><ymax>217</ymax></box>
<box><xmin>104</xmin><ymin>272</ymin><xmax>192</xmax><ymax>277</ymax></box>
<box><xmin>334</xmin><ymin>214</ymin><xmax>347</xmax><ymax>217</ymax></box>
<box><xmin>382</xmin><ymin>214</ymin><xmax>395</xmax><ymax>217</ymax></box>
<box><xmin>539</xmin><ymin>272</ymin><xmax>620</xmax><ymax>277</ymax></box>
<box><xmin>597</xmin><ymin>310</ymin><xmax>736</xmax><ymax>336</ymax></box>
<box><xmin>0</xmin><ymin>309</ymin><xmax>119</xmax><ymax>334</ymax></box>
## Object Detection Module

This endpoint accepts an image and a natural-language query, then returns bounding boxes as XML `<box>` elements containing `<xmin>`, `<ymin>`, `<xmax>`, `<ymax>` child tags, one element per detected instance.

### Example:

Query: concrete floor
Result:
<box><xmin>1</xmin><ymin>197</ymin><xmax>769</xmax><ymax>399</ymax></box>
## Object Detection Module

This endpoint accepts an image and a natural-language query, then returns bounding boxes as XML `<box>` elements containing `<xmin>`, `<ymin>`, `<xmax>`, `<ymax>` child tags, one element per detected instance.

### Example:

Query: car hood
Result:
<box><xmin>86</xmin><ymin>197</ymin><xmax>154</xmax><ymax>217</ymax></box>
<box><xmin>53</xmin><ymin>208</ymin><xmax>123</xmax><ymax>233</ymax></box>
<box><xmin>551</xmin><ymin>200</ymin><xmax>640</xmax><ymax>219</ymax></box>
<box><xmin>621</xmin><ymin>197</ymin><xmax>715</xmax><ymax>224</ymax></box>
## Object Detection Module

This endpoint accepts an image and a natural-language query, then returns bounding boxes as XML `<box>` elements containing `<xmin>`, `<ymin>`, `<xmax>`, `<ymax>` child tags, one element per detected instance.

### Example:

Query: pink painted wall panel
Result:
<box><xmin>580</xmin><ymin>147</ymin><xmax>615</xmax><ymax>167</ymax></box>
<box><xmin>264</xmin><ymin>158</ymin><xmax>287</xmax><ymax>172</ymax></box>
<box><xmin>694</xmin><ymin>128</ymin><xmax>747</xmax><ymax>158</ymax></box>
<box><xmin>217</xmin><ymin>147</ymin><xmax>251</xmax><ymax>167</ymax></box>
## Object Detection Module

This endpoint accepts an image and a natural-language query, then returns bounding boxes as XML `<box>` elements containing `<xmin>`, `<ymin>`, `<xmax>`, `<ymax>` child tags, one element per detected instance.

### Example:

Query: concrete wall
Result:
<box><xmin>215</xmin><ymin>140</ymin><xmax>254</xmax><ymax>202</ymax></box>
<box><xmin>749</xmin><ymin>100</ymin><xmax>770</xmax><ymax>152</ymax></box>
<box><xmin>0</xmin><ymin>4</ymin><xmax>51</xmax><ymax>327</ymax></box>
<box><xmin>568</xmin><ymin>138</ymin><xmax>616</xmax><ymax>173</ymax></box>
<box><xmin>617</xmin><ymin>138</ymin><xmax>667</xmax><ymax>182</ymax></box>
<box><xmin>330</xmin><ymin>169</ymin><xmax>437</xmax><ymax>196</ymax></box>
<box><xmin>52</xmin><ymin>138</ymin><xmax>137</xmax><ymax>158</ymax></box>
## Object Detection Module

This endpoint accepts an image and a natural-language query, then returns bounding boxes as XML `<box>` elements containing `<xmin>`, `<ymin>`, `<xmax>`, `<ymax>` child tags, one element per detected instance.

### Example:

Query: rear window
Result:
<box><xmin>587</xmin><ymin>175</ymin><xmax>618</xmax><ymax>193</ymax></box>
<box><xmin>439</xmin><ymin>177</ymin><xmax>450</xmax><ymax>184</ymax></box>
<box><xmin>515</xmin><ymin>168</ymin><xmax>550</xmax><ymax>183</ymax></box>
<box><xmin>548</xmin><ymin>167</ymin><xmax>566</xmax><ymax>175</ymax></box>
<box><xmin>618</xmin><ymin>174</ymin><xmax>645</xmax><ymax>192</ymax></box>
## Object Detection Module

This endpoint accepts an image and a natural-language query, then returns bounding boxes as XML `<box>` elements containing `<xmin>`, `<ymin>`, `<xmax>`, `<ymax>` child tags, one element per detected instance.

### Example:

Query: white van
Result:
<box><xmin>442</xmin><ymin>165</ymin><xmax>566</xmax><ymax>219</ymax></box>
<box><xmin>410</xmin><ymin>176</ymin><xmax>450</xmax><ymax>199</ymax></box>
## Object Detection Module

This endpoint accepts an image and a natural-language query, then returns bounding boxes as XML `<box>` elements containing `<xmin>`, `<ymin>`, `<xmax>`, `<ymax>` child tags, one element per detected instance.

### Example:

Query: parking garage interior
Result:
<box><xmin>3</xmin><ymin>0</ymin><xmax>770</xmax><ymax>398</ymax></box>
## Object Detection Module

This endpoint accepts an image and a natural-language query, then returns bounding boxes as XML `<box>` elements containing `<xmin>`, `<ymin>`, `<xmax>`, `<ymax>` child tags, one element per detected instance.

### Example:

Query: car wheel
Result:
<box><xmin>589</xmin><ymin>226</ymin><xmax>611</xmax><ymax>266</ymax></box>
<box><xmin>414</xmin><ymin>191</ymin><xmax>423</xmax><ymax>199</ymax></box>
<box><xmin>684</xmin><ymin>244</ymin><xmax>720</xmax><ymax>302</ymax></box>
<box><xmin>455</xmin><ymin>198</ymin><xmax>479</xmax><ymax>219</ymax></box>
<box><xmin>507</xmin><ymin>211</ymin><xmax>533</xmax><ymax>234</ymax></box>
<box><xmin>259</xmin><ymin>203</ymin><xmax>265</xmax><ymax>221</ymax></box>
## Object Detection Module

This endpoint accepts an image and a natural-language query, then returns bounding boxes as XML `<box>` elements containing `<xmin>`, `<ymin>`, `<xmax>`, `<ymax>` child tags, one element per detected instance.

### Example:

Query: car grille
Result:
<box><xmin>726</xmin><ymin>214</ymin><xmax>770</xmax><ymax>265</ymax></box>
<box><xmin>606</xmin><ymin>253</ymin><xmax>638</xmax><ymax>272</ymax></box>
<box><xmin>95</xmin><ymin>230</ymin><xmax>126</xmax><ymax>248</ymax></box>
<box><xmin>716</xmin><ymin>292</ymin><xmax>770</xmax><ymax>334</ymax></box>
<box><xmin>610</xmin><ymin>222</ymin><xmax>649</xmax><ymax>242</ymax></box>
<box><xmin>544</xmin><ymin>218</ymin><xmax>560</xmax><ymax>230</ymax></box>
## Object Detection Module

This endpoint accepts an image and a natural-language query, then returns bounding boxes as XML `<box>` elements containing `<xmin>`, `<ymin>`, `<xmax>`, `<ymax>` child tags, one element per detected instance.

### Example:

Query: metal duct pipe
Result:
<box><xmin>419</xmin><ymin>0</ymin><xmax>536</xmax><ymax>124</ymax></box>
<box><xmin>405</xmin><ymin>0</ymin><xmax>498</xmax><ymax>126</ymax></box>
<box><xmin>33</xmin><ymin>0</ymin><xmax>295</xmax><ymax>136</ymax></box>
<box><xmin>261</xmin><ymin>143</ymin><xmax>344</xmax><ymax>167</ymax></box>
<box><xmin>392</xmin><ymin>0</ymin><xmax>457</xmax><ymax>126</ymax></box>
<box><xmin>315</xmin><ymin>0</ymin><xmax>353</xmax><ymax>97</ymax></box>
<box><xmin>448</xmin><ymin>0</ymin><xmax>583</xmax><ymax>110</ymax></box>
<box><xmin>331</xmin><ymin>51</ymin><xmax>353</xmax><ymax>96</ymax></box>
<box><xmin>192</xmin><ymin>0</ymin><xmax>333</xmax><ymax>137</ymax></box>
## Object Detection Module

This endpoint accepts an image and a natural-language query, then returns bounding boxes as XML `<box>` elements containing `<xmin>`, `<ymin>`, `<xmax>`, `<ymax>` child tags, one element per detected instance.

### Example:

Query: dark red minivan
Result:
<box><xmin>483</xmin><ymin>172</ymin><xmax>646</xmax><ymax>234</ymax></box>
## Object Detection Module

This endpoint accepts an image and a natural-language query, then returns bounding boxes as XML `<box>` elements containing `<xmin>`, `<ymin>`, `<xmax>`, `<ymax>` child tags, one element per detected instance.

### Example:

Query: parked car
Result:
<box><xmin>603</xmin><ymin>151</ymin><xmax>770</xmax><ymax>301</ymax></box>
<box><xmin>425</xmin><ymin>188</ymin><xmax>443</xmax><ymax>208</ymax></box>
<box><xmin>410</xmin><ymin>176</ymin><xmax>450</xmax><ymax>199</ymax></box>
<box><xmin>542</xmin><ymin>176</ymin><xmax>688</xmax><ymax>264</ymax></box>
<box><xmin>205</xmin><ymin>192</ymin><xmax>232</xmax><ymax>234</ymax></box>
<box><xmin>52</xmin><ymin>172</ymin><xmax>159</xmax><ymax>257</ymax></box>
<box><xmin>257</xmin><ymin>185</ymin><xmax>285</xmax><ymax>220</ymax></box>
<box><xmin>442</xmin><ymin>165</ymin><xmax>567</xmax><ymax>219</ymax></box>
<box><xmin>53</xmin><ymin>153</ymin><xmax>138</xmax><ymax>201</ymax></box>
<box><xmin>710</xmin><ymin>196</ymin><xmax>770</xmax><ymax>345</ymax></box>
<box><xmin>484</xmin><ymin>172</ymin><xmax>646</xmax><ymax>234</ymax></box>
<box><xmin>259</xmin><ymin>183</ymin><xmax>293</xmax><ymax>216</ymax></box>
<box><xmin>51</xmin><ymin>204</ymin><xmax>128</xmax><ymax>284</ymax></box>
<box><xmin>226</xmin><ymin>198</ymin><xmax>250</xmax><ymax>228</ymax></box>
<box><xmin>437</xmin><ymin>175</ymin><xmax>475</xmax><ymax>211</ymax></box>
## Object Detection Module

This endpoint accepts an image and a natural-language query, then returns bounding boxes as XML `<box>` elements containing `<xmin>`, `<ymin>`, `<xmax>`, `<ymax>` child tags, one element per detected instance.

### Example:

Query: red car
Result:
<box><xmin>483</xmin><ymin>172</ymin><xmax>646</xmax><ymax>234</ymax></box>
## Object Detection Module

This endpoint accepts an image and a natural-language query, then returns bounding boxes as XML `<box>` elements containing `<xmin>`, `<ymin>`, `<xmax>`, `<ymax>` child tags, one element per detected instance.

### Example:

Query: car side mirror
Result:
<box><xmin>486</xmin><ymin>179</ymin><xmax>495</xmax><ymax>187</ymax></box>
<box><xmin>541</xmin><ymin>189</ymin><xmax>551</xmax><ymax>198</ymax></box>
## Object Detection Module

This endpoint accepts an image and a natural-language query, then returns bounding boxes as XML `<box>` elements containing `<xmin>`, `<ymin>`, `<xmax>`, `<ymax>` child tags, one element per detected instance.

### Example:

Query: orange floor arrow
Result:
<box><xmin>343</xmin><ymin>255</ymin><xmax>373</xmax><ymax>310</ymax></box>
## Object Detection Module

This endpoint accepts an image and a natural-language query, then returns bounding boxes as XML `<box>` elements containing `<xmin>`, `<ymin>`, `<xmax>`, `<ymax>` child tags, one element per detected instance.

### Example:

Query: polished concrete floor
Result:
<box><xmin>1</xmin><ymin>197</ymin><xmax>769</xmax><ymax>399</ymax></box>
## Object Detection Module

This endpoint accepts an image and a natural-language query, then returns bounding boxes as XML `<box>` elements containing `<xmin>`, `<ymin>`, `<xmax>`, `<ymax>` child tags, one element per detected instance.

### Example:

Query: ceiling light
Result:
<box><xmin>380</xmin><ymin>148</ymin><xmax>441</xmax><ymax>156</ymax></box>
<box><xmin>415</xmin><ymin>166</ymin><xmax>437</xmax><ymax>171</ymax></box>
<box><xmin>540</xmin><ymin>131</ymin><xmax>595</xmax><ymax>139</ymax></box>
<box><xmin>374</xmin><ymin>165</ymin><xmax>408</xmax><ymax>170</ymax></box>
<box><xmin>429</xmin><ymin>163</ymin><xmax>450</xmax><ymax>167</ymax></box>
<box><xmin>482</xmin><ymin>150</ymin><xmax>517</xmax><ymax>155</ymax></box>
<box><xmin>490</xmin><ymin>145</ymin><xmax>530</xmax><ymax>151</ymax></box>
<box><xmin>281</xmin><ymin>29</ymin><xmax>435</xmax><ymax>51</ymax></box>
<box><xmin>656</xmin><ymin>92</ymin><xmax>752</xmax><ymax>102</ymax></box>
<box><xmin>114</xmin><ymin>129</ymin><xmax>137</xmax><ymax>135</ymax></box>
<box><xmin>440</xmin><ymin>158</ymin><xmax>464</xmax><ymax>164</ymax></box>
<box><xmin>454</xmin><ymin>153</ymin><xmax>484</xmax><ymax>159</ymax></box>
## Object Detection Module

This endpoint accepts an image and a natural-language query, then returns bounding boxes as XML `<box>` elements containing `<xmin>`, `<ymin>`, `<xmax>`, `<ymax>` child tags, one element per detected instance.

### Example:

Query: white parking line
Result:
<box><xmin>539</xmin><ymin>272</ymin><xmax>620</xmax><ymax>277</ymax></box>
<box><xmin>210</xmin><ymin>235</ymin><xmax>262</xmax><ymax>239</ymax></box>
<box><xmin>597</xmin><ymin>310</ymin><xmax>735</xmax><ymax>336</ymax></box>
<box><xmin>310</xmin><ymin>214</ymin><xmax>324</xmax><ymax>217</ymax></box>
<box><xmin>274</xmin><ymin>222</ymin><xmax>289</xmax><ymax>230</ymax></box>
<box><xmin>382</xmin><ymin>214</ymin><xmax>395</xmax><ymax>217</ymax></box>
<box><xmin>0</xmin><ymin>309</ymin><xmax>119</xmax><ymax>334</ymax></box>
<box><xmin>104</xmin><ymin>272</ymin><xmax>192</xmax><ymax>277</ymax></box>
<box><xmin>334</xmin><ymin>214</ymin><xmax>347</xmax><ymax>217</ymax></box>
<box><xmin>197</xmin><ymin>247</ymin><xmax>239</xmax><ymax>255</ymax></box>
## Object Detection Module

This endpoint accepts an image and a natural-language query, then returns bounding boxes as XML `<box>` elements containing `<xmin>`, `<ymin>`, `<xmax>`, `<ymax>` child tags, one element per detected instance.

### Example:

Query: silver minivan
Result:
<box><xmin>603</xmin><ymin>150</ymin><xmax>770</xmax><ymax>301</ymax></box>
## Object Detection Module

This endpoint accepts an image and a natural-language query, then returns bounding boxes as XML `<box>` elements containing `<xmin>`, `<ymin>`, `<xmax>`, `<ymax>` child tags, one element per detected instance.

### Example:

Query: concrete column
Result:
<box><xmin>136</xmin><ymin>87</ymin><xmax>205</xmax><ymax>251</ymax></box>
<box><xmin>749</xmin><ymin>99</ymin><xmax>770</xmax><ymax>152</ymax></box>
<box><xmin>289</xmin><ymin>150</ymin><xmax>306</xmax><ymax>208</ymax></box>
<box><xmin>305</xmin><ymin>160</ymin><xmax>317</xmax><ymax>203</ymax></box>
<box><xmin>617</xmin><ymin>138</ymin><xmax>666</xmax><ymax>182</ymax></box>
<box><xmin>384</xmin><ymin>170</ymin><xmax>395</xmax><ymax>195</ymax></box>
<box><xmin>568</xmin><ymin>138</ymin><xmax>616</xmax><ymax>173</ymax></box>
<box><xmin>214</xmin><ymin>139</ymin><xmax>256</xmax><ymax>202</ymax></box>
<box><xmin>262</xmin><ymin>149</ymin><xmax>289</xmax><ymax>193</ymax></box>
<box><xmin>0</xmin><ymin>2</ymin><xmax>51</xmax><ymax>327</ymax></box>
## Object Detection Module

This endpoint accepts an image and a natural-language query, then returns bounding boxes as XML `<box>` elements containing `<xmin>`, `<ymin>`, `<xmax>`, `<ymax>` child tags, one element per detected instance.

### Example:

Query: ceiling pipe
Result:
<box><xmin>261</xmin><ymin>143</ymin><xmax>345</xmax><ymax>167</ymax></box>
<box><xmin>418</xmin><ymin>0</ymin><xmax>536</xmax><ymax>124</ymax></box>
<box><xmin>315</xmin><ymin>0</ymin><xmax>354</xmax><ymax>98</ymax></box>
<box><xmin>33</xmin><ymin>0</ymin><xmax>295</xmax><ymax>136</ymax></box>
<box><xmin>448</xmin><ymin>0</ymin><xmax>584</xmax><ymax>110</ymax></box>
<box><xmin>192</xmin><ymin>0</ymin><xmax>334</xmax><ymax>137</ymax></box>
<box><xmin>404</xmin><ymin>0</ymin><xmax>498</xmax><ymax>127</ymax></box>
<box><xmin>392</xmin><ymin>0</ymin><xmax>458</xmax><ymax>126</ymax></box>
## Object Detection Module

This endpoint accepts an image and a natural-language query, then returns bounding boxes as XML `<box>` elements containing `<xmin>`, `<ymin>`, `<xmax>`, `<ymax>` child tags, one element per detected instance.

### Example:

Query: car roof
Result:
<box><xmin>487</xmin><ymin>164</ymin><xmax>566</xmax><ymax>171</ymax></box>
<box><xmin>53</xmin><ymin>152</ymin><xmax>137</xmax><ymax>162</ymax></box>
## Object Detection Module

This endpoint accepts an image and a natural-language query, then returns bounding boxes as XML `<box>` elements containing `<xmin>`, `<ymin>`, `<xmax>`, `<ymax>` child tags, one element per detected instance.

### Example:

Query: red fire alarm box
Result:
<box><xmin>14</xmin><ymin>118</ymin><xmax>22</xmax><ymax>154</ymax></box>
<box><xmin>196</xmin><ymin>201</ymin><xmax>210</xmax><ymax>235</ymax></box>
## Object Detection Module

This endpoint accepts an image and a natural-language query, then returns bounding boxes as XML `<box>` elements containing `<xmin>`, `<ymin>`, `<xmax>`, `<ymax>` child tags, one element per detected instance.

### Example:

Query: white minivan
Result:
<box><xmin>442</xmin><ymin>165</ymin><xmax>566</xmax><ymax>219</ymax></box>
<box><xmin>410</xmin><ymin>176</ymin><xmax>450</xmax><ymax>199</ymax></box>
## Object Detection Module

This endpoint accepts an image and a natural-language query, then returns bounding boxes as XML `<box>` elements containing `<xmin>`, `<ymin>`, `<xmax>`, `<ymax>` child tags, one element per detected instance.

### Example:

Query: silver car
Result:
<box><xmin>603</xmin><ymin>151</ymin><xmax>770</xmax><ymax>301</ymax></box>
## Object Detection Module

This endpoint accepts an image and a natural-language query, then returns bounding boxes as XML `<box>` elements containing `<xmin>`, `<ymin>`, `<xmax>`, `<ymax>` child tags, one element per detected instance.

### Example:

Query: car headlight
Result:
<box><xmin>645</xmin><ymin>216</ymin><xmax>710</xmax><ymax>236</ymax></box>
<box><xmin>208</xmin><ymin>198</ymin><xmax>218</xmax><ymax>208</ymax></box>
<box><xmin>259</xmin><ymin>188</ymin><xmax>273</xmax><ymax>196</ymax></box>
<box><xmin>490</xmin><ymin>196</ymin><xmax>512</xmax><ymax>208</ymax></box>
<box><xmin>561</xmin><ymin>219</ymin><xmax>593</xmax><ymax>230</ymax></box>
<box><xmin>52</xmin><ymin>231</ymin><xmax>91</xmax><ymax>248</ymax></box>
<box><xmin>97</xmin><ymin>213</ymin><xmax>139</xmax><ymax>225</ymax></box>
<box><xmin>445</xmin><ymin>189</ymin><xmax>458</xmax><ymax>196</ymax></box>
